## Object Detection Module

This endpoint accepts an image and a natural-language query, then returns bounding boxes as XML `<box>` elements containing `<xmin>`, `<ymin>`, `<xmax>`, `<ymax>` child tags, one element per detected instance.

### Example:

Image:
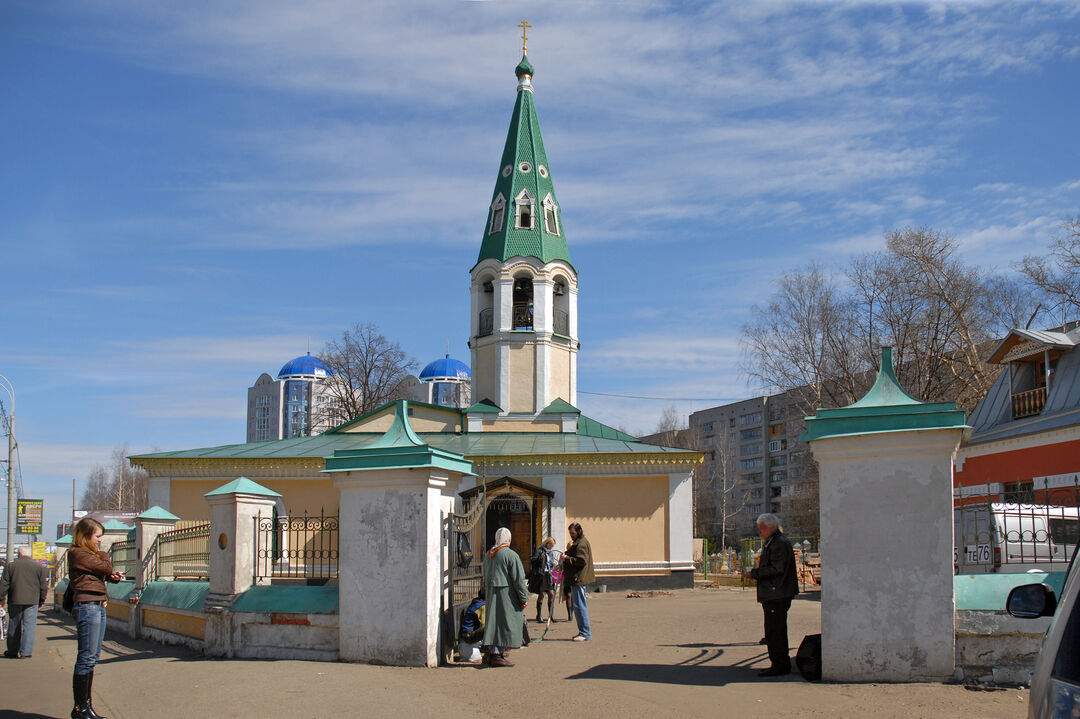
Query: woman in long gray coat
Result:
<box><xmin>482</xmin><ymin>527</ymin><xmax>529</xmax><ymax>667</ymax></box>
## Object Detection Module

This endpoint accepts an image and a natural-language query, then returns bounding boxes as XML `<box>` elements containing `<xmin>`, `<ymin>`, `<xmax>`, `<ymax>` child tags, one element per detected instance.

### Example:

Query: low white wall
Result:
<box><xmin>955</xmin><ymin>610</ymin><xmax>1051</xmax><ymax>685</ymax></box>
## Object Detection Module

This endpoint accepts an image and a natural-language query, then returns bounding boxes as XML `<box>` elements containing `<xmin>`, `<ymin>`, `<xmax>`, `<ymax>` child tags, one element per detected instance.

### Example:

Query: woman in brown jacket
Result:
<box><xmin>68</xmin><ymin>518</ymin><xmax>123</xmax><ymax>719</ymax></box>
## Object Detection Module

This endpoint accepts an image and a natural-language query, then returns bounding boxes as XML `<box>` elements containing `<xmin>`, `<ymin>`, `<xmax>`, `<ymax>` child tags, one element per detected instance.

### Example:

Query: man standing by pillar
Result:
<box><xmin>563</xmin><ymin>523</ymin><xmax>594</xmax><ymax>642</ymax></box>
<box><xmin>743</xmin><ymin>513</ymin><xmax>797</xmax><ymax>677</ymax></box>
<box><xmin>0</xmin><ymin>545</ymin><xmax>49</xmax><ymax>659</ymax></box>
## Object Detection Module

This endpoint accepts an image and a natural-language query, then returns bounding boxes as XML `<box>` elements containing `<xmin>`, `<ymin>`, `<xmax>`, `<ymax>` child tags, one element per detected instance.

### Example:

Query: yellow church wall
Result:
<box><xmin>507</xmin><ymin>345</ymin><xmax>535</xmax><ymax>413</ymax></box>
<box><xmin>169</xmin><ymin>477</ymin><xmax>337</xmax><ymax>522</ymax></box>
<box><xmin>481</xmin><ymin>419</ymin><xmax>562</xmax><ymax>432</ymax></box>
<box><xmin>142</xmin><ymin>607</ymin><xmax>206</xmax><ymax>640</ymax></box>
<box><xmin>340</xmin><ymin>405</ymin><xmax>461</xmax><ymax>434</ymax></box>
<box><xmin>565</xmin><ymin>475</ymin><xmax>668</xmax><ymax>563</ymax></box>
<box><xmin>549</xmin><ymin>343</ymin><xmax>571</xmax><ymax>405</ymax></box>
<box><xmin>474</xmin><ymin>346</ymin><xmax>495</xmax><ymax>404</ymax></box>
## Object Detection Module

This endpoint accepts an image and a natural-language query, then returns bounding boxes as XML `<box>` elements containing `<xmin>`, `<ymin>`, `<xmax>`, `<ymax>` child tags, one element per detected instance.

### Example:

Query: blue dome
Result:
<box><xmin>278</xmin><ymin>353</ymin><xmax>334</xmax><ymax>379</ymax></box>
<box><xmin>419</xmin><ymin>355</ymin><xmax>471</xmax><ymax>381</ymax></box>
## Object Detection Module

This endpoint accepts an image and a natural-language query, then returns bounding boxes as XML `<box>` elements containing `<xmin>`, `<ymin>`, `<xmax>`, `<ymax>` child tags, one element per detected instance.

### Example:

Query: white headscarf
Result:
<box><xmin>489</xmin><ymin>527</ymin><xmax>511</xmax><ymax>557</ymax></box>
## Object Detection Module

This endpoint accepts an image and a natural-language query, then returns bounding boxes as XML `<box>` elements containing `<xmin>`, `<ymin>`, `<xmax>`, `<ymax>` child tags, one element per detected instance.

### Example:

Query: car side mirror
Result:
<box><xmin>1006</xmin><ymin>583</ymin><xmax>1058</xmax><ymax>618</ymax></box>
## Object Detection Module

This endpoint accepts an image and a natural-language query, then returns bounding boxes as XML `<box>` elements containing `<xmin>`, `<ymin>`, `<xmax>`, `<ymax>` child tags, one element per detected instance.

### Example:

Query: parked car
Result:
<box><xmin>955</xmin><ymin>503</ymin><xmax>1079</xmax><ymax>574</ymax></box>
<box><xmin>1007</xmin><ymin>543</ymin><xmax>1080</xmax><ymax>718</ymax></box>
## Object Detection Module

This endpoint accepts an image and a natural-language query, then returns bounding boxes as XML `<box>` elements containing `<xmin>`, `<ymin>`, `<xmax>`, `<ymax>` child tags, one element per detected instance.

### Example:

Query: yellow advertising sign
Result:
<box><xmin>32</xmin><ymin>542</ymin><xmax>47</xmax><ymax>561</ymax></box>
<box><xmin>16</xmin><ymin>499</ymin><xmax>44</xmax><ymax>534</ymax></box>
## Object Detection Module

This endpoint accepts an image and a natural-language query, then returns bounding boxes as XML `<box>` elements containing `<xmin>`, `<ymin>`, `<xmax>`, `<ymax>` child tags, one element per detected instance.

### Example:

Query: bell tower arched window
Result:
<box><xmin>514</xmin><ymin>190</ymin><xmax>535</xmax><ymax>230</ymax></box>
<box><xmin>488</xmin><ymin>194</ymin><xmax>506</xmax><ymax>235</ymax></box>
<box><xmin>512</xmin><ymin>274</ymin><xmax>534</xmax><ymax>330</ymax></box>
<box><xmin>542</xmin><ymin>193</ymin><xmax>560</xmax><ymax>236</ymax></box>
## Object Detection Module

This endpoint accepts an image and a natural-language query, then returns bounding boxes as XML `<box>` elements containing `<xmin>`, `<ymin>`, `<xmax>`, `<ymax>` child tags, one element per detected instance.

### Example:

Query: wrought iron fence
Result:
<box><xmin>109</xmin><ymin>538</ymin><xmax>136</xmax><ymax>577</ymax></box>
<box><xmin>155</xmin><ymin>521</ymin><xmax>210</xmax><ymax>580</ymax></box>
<box><xmin>955</xmin><ymin>478</ymin><xmax>1079</xmax><ymax>573</ymax></box>
<box><xmin>740</xmin><ymin>535</ymin><xmax>820</xmax><ymax>588</ymax></box>
<box><xmin>253</xmin><ymin>510</ymin><xmax>338</xmax><ymax>582</ymax></box>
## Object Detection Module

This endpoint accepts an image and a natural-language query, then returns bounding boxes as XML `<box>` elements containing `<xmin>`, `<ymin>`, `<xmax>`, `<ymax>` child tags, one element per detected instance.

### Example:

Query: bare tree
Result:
<box><xmin>698</xmin><ymin>426</ymin><xmax>748</xmax><ymax>550</ymax></box>
<box><xmin>318</xmin><ymin>322</ymin><xmax>418</xmax><ymax>424</ymax></box>
<box><xmin>1019</xmin><ymin>216</ymin><xmax>1080</xmax><ymax>326</ymax></box>
<box><xmin>79</xmin><ymin>444</ymin><xmax>149</xmax><ymax>512</ymax></box>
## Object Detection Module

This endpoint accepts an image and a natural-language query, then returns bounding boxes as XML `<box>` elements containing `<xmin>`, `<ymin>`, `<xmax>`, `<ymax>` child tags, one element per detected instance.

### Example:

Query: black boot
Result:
<box><xmin>535</xmin><ymin>605</ymin><xmax>543</xmax><ymax>623</ymax></box>
<box><xmin>86</xmin><ymin>671</ymin><xmax>107</xmax><ymax>719</ymax></box>
<box><xmin>71</xmin><ymin>673</ymin><xmax>92</xmax><ymax>719</ymax></box>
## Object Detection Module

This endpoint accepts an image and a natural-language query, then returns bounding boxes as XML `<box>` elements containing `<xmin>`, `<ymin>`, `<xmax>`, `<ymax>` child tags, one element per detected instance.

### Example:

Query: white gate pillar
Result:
<box><xmin>325</xmin><ymin>401</ymin><xmax>472</xmax><ymax>666</ymax></box>
<box><xmin>804</xmin><ymin>348</ymin><xmax>968</xmax><ymax>682</ymax></box>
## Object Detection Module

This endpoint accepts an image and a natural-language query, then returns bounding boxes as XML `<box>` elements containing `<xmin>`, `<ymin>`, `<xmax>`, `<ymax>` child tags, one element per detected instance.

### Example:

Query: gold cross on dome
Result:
<box><xmin>518</xmin><ymin>19</ymin><xmax>532</xmax><ymax>54</ymax></box>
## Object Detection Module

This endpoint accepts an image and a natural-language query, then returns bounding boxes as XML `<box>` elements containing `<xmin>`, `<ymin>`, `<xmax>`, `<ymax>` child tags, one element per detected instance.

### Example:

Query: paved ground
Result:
<box><xmin>2</xmin><ymin>587</ymin><xmax>1028</xmax><ymax>719</ymax></box>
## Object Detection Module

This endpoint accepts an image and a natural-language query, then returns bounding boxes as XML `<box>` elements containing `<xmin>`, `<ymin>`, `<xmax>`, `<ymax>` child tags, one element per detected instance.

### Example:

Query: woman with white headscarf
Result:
<box><xmin>481</xmin><ymin>527</ymin><xmax>529</xmax><ymax>667</ymax></box>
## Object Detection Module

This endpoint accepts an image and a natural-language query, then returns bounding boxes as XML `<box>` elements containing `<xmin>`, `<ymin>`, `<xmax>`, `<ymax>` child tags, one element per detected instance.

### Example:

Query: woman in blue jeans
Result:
<box><xmin>68</xmin><ymin>518</ymin><xmax>122</xmax><ymax>719</ymax></box>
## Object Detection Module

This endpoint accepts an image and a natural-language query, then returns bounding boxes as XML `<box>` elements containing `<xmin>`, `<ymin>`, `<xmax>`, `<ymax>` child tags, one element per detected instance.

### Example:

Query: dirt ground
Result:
<box><xmin>2</xmin><ymin>588</ymin><xmax>1028</xmax><ymax>719</ymax></box>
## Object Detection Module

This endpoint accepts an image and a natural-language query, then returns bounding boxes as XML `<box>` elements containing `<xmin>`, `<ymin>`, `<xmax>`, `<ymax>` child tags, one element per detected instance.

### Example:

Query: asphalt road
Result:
<box><xmin>1</xmin><ymin>588</ymin><xmax>1027</xmax><ymax>719</ymax></box>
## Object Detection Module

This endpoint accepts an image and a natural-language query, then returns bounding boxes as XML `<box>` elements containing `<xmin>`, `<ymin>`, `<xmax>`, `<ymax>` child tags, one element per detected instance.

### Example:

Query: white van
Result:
<box><xmin>955</xmin><ymin>503</ymin><xmax>1079</xmax><ymax>574</ymax></box>
<box><xmin>1007</xmin><ymin>545</ymin><xmax>1080</xmax><ymax>718</ymax></box>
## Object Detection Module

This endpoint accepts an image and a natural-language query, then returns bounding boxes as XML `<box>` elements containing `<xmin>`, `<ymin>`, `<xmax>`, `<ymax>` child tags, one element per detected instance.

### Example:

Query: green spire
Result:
<box><xmin>476</xmin><ymin>55</ymin><xmax>573</xmax><ymax>269</ymax></box>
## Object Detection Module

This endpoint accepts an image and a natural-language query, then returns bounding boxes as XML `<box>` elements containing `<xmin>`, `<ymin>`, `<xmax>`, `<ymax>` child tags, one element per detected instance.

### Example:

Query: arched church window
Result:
<box><xmin>489</xmin><ymin>194</ymin><xmax>506</xmax><ymax>235</ymax></box>
<box><xmin>542</xmin><ymin>193</ymin><xmax>560</xmax><ymax>235</ymax></box>
<box><xmin>553</xmin><ymin>276</ymin><xmax>570</xmax><ymax>336</ymax></box>
<box><xmin>514</xmin><ymin>190</ymin><xmax>534</xmax><ymax>230</ymax></box>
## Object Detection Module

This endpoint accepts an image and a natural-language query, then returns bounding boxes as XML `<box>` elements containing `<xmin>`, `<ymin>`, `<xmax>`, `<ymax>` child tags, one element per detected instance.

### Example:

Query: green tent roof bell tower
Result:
<box><xmin>475</xmin><ymin>46</ymin><xmax>571</xmax><ymax>269</ymax></box>
<box><xmin>470</xmin><ymin>27</ymin><xmax>581</xmax><ymax>416</ymax></box>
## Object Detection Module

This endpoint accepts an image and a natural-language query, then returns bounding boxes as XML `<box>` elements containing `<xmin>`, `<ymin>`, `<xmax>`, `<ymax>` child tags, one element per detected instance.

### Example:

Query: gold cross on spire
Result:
<box><xmin>518</xmin><ymin>19</ymin><xmax>532</xmax><ymax>55</ymax></box>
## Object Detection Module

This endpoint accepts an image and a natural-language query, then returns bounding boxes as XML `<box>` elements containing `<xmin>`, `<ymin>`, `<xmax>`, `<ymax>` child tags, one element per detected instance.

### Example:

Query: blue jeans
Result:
<box><xmin>571</xmin><ymin>585</ymin><xmax>591</xmax><ymax>639</ymax></box>
<box><xmin>73</xmin><ymin>602</ymin><xmax>108</xmax><ymax>675</ymax></box>
<box><xmin>6</xmin><ymin>604</ymin><xmax>38</xmax><ymax>656</ymax></box>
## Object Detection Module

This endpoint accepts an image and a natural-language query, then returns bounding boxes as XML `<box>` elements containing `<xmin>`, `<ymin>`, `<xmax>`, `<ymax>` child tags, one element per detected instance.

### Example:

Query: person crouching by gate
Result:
<box><xmin>482</xmin><ymin>527</ymin><xmax>529</xmax><ymax>667</ymax></box>
<box><xmin>529</xmin><ymin>537</ymin><xmax>558</xmax><ymax>622</ymax></box>
<box><xmin>68</xmin><ymin>517</ymin><xmax>124</xmax><ymax>718</ymax></box>
<box><xmin>562</xmin><ymin>523</ymin><xmax>594</xmax><ymax>641</ymax></box>
<box><xmin>742</xmin><ymin>512</ymin><xmax>798</xmax><ymax>677</ymax></box>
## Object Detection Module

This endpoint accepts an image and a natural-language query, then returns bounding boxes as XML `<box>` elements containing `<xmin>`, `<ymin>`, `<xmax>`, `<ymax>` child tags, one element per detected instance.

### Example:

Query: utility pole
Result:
<box><xmin>1</xmin><ymin>374</ymin><xmax>15</xmax><ymax>564</ymax></box>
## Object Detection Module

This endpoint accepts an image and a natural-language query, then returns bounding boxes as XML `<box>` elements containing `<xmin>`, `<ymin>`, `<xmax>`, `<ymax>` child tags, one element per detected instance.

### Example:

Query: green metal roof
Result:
<box><xmin>328</xmin><ymin>399</ymin><xmax>458</xmax><ymax>434</ymax></box>
<box><xmin>541</xmin><ymin>398</ymin><xmax>579</xmax><ymax>414</ymax></box>
<box><xmin>101</xmin><ymin>519</ymin><xmax>131</xmax><ymax>531</ymax></box>
<box><xmin>133</xmin><ymin>427</ymin><xmax>686</xmax><ymax>462</ymax></box>
<box><xmin>465</xmin><ymin>399</ymin><xmax>503</xmax><ymax>414</ymax></box>
<box><xmin>136</xmin><ymin>506</ymin><xmax>180</xmax><ymax>522</ymax></box>
<box><xmin>322</xmin><ymin>401</ymin><xmax>475</xmax><ymax>475</ymax></box>
<box><xmin>205</xmin><ymin>476</ymin><xmax>282</xmax><ymax>498</ymax></box>
<box><xmin>475</xmin><ymin>54</ymin><xmax>573</xmax><ymax>270</ymax></box>
<box><xmin>801</xmin><ymin>347</ymin><xmax>968</xmax><ymax>442</ymax></box>
<box><xmin>57</xmin><ymin>534</ymin><xmax>73</xmax><ymax>545</ymax></box>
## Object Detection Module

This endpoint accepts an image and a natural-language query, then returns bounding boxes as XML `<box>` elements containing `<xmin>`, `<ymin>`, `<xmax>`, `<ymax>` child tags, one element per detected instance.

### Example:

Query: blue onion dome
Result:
<box><xmin>278</xmin><ymin>352</ymin><xmax>334</xmax><ymax>379</ymax></box>
<box><xmin>419</xmin><ymin>355</ymin><xmax>471</xmax><ymax>381</ymax></box>
<box><xmin>515</xmin><ymin>54</ymin><xmax>534</xmax><ymax>78</ymax></box>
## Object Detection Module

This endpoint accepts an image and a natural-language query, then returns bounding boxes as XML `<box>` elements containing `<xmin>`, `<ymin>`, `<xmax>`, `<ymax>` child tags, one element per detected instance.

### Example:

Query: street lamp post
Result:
<box><xmin>0</xmin><ymin>374</ymin><xmax>14</xmax><ymax>564</ymax></box>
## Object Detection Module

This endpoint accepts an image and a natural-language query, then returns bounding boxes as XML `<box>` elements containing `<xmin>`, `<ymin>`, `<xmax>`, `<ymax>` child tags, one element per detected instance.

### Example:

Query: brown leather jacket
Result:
<box><xmin>68</xmin><ymin>547</ymin><xmax>117</xmax><ymax>602</ymax></box>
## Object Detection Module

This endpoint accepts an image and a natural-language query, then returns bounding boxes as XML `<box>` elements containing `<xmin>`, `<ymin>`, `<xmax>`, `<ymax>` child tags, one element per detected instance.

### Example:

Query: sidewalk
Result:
<box><xmin>2</xmin><ymin>589</ymin><xmax>1027</xmax><ymax>719</ymax></box>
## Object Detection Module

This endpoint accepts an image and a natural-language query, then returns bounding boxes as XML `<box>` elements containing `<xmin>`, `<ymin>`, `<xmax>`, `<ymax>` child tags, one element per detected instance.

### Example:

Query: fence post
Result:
<box><xmin>131</xmin><ymin>506</ymin><xmax>180</xmax><ymax>638</ymax></box>
<box><xmin>202</xmin><ymin>477</ymin><xmax>280</xmax><ymax>657</ymax></box>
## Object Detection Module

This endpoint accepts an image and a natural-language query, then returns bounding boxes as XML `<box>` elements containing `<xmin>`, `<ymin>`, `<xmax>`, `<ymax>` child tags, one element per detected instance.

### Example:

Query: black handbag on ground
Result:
<box><xmin>796</xmin><ymin>633</ymin><xmax>822</xmax><ymax>681</ymax></box>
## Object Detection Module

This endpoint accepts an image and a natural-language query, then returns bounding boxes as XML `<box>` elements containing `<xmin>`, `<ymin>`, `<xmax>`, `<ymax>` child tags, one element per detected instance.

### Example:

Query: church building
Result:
<box><xmin>132</xmin><ymin>44</ymin><xmax>701</xmax><ymax>589</ymax></box>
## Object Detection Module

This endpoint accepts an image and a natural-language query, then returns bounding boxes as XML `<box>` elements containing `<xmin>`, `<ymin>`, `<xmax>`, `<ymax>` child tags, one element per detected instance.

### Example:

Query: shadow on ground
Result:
<box><xmin>41</xmin><ymin>612</ymin><xmax>203</xmax><ymax>663</ymax></box>
<box><xmin>565</xmin><ymin>662</ymin><xmax>797</xmax><ymax>686</ymax></box>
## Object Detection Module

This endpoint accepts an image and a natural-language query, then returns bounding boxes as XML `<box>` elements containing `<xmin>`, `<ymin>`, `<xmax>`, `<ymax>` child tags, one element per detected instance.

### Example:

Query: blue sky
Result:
<box><xmin>2</xmin><ymin>1</ymin><xmax>1078</xmax><ymax>538</ymax></box>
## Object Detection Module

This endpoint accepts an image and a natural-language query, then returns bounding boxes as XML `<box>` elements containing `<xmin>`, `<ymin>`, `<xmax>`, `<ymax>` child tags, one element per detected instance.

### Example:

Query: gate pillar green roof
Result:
<box><xmin>474</xmin><ymin>53</ymin><xmax>573</xmax><ymax>270</ymax></box>
<box><xmin>204</xmin><ymin>477</ymin><xmax>282</xmax><ymax>498</ymax></box>
<box><xmin>136</xmin><ymin>506</ymin><xmax>180</xmax><ymax>522</ymax></box>
<box><xmin>322</xmin><ymin>400</ymin><xmax>474</xmax><ymax>475</ymax></box>
<box><xmin>801</xmin><ymin>347</ymin><xmax>969</xmax><ymax>442</ymax></box>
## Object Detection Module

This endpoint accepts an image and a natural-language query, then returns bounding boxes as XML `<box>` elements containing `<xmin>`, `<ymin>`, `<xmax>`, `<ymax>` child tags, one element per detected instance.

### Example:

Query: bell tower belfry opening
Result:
<box><xmin>469</xmin><ymin>37</ymin><xmax>579</xmax><ymax>418</ymax></box>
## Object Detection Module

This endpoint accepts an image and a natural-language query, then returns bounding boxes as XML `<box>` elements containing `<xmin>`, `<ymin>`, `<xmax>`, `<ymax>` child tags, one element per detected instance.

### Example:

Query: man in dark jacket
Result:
<box><xmin>563</xmin><ymin>523</ymin><xmax>594</xmax><ymax>641</ymax></box>
<box><xmin>0</xmin><ymin>546</ymin><xmax>49</xmax><ymax>658</ymax></box>
<box><xmin>743</xmin><ymin>513</ymin><xmax>798</xmax><ymax>676</ymax></box>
